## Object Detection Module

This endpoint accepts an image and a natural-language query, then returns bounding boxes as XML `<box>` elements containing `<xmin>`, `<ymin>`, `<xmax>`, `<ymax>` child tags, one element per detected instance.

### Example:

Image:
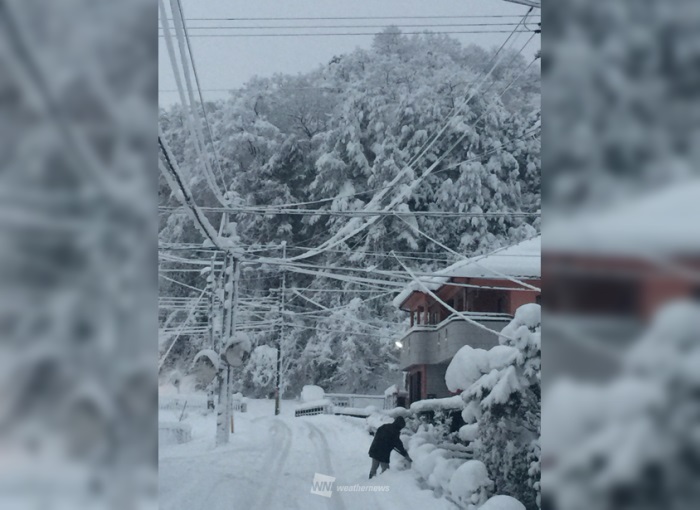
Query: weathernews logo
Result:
<box><xmin>310</xmin><ymin>473</ymin><xmax>390</xmax><ymax>498</ymax></box>
<box><xmin>310</xmin><ymin>473</ymin><xmax>336</xmax><ymax>498</ymax></box>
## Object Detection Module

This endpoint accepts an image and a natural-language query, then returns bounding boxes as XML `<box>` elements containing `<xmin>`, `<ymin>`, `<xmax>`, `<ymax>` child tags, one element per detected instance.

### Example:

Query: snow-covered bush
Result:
<box><xmin>472</xmin><ymin>304</ymin><xmax>540</xmax><ymax>510</ymax></box>
<box><xmin>429</xmin><ymin>457</ymin><xmax>464</xmax><ymax>494</ymax></box>
<box><xmin>543</xmin><ymin>301</ymin><xmax>700</xmax><ymax>510</ymax></box>
<box><xmin>414</xmin><ymin>446</ymin><xmax>448</xmax><ymax>480</ymax></box>
<box><xmin>243</xmin><ymin>345</ymin><xmax>278</xmax><ymax>396</ymax></box>
<box><xmin>300</xmin><ymin>385</ymin><xmax>325</xmax><ymax>403</ymax></box>
<box><xmin>443</xmin><ymin>303</ymin><xmax>541</xmax><ymax>509</ymax></box>
<box><xmin>448</xmin><ymin>460</ymin><xmax>494</xmax><ymax>509</ymax></box>
<box><xmin>480</xmin><ymin>495</ymin><xmax>526</xmax><ymax>510</ymax></box>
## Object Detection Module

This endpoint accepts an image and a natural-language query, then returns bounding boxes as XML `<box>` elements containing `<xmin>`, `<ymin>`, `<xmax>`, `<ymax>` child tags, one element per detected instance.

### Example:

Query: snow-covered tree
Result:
<box><xmin>445</xmin><ymin>304</ymin><xmax>541</xmax><ymax>509</ymax></box>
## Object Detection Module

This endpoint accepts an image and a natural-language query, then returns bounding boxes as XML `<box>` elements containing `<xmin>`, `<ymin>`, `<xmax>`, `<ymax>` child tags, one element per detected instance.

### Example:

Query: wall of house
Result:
<box><xmin>639</xmin><ymin>276</ymin><xmax>695</xmax><ymax>320</ymax></box>
<box><xmin>425</xmin><ymin>363</ymin><xmax>452</xmax><ymax>399</ymax></box>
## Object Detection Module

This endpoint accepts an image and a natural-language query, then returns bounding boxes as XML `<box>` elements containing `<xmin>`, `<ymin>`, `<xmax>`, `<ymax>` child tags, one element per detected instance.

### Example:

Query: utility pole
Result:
<box><xmin>274</xmin><ymin>241</ymin><xmax>286</xmax><ymax>416</ymax></box>
<box><xmin>215</xmin><ymin>212</ymin><xmax>242</xmax><ymax>446</ymax></box>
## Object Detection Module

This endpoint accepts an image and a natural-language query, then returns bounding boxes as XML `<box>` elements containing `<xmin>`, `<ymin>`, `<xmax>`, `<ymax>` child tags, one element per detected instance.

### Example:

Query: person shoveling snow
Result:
<box><xmin>368</xmin><ymin>416</ymin><xmax>412</xmax><ymax>478</ymax></box>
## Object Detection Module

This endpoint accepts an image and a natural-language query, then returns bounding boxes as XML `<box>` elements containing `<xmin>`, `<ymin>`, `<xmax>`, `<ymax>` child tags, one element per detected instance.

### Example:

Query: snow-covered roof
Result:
<box><xmin>392</xmin><ymin>236</ymin><xmax>541</xmax><ymax>309</ymax></box>
<box><xmin>547</xmin><ymin>180</ymin><xmax>700</xmax><ymax>257</ymax></box>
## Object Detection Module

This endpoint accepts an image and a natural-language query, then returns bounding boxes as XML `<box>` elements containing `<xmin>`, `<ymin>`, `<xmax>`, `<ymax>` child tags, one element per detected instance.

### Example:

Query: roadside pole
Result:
<box><xmin>275</xmin><ymin>241</ymin><xmax>286</xmax><ymax>416</ymax></box>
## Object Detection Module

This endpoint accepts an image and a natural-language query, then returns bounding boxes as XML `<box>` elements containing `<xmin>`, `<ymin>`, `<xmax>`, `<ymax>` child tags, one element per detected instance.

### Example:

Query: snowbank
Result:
<box><xmin>300</xmin><ymin>385</ymin><xmax>325</xmax><ymax>403</ymax></box>
<box><xmin>448</xmin><ymin>460</ymin><xmax>493</xmax><ymax>508</ymax></box>
<box><xmin>480</xmin><ymin>495</ymin><xmax>526</xmax><ymax>510</ymax></box>
<box><xmin>159</xmin><ymin>421</ymin><xmax>192</xmax><ymax>446</ymax></box>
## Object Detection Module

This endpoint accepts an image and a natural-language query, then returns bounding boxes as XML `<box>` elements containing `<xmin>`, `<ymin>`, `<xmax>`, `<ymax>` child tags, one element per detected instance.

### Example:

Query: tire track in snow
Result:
<box><xmin>304</xmin><ymin>420</ymin><xmax>347</xmax><ymax>510</ymax></box>
<box><xmin>251</xmin><ymin>418</ymin><xmax>293</xmax><ymax>510</ymax></box>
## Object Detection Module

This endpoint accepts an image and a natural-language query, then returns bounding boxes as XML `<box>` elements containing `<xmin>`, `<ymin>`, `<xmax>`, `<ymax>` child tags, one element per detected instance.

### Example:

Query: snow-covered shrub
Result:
<box><xmin>300</xmin><ymin>385</ymin><xmax>325</xmax><ymax>403</ymax></box>
<box><xmin>458</xmin><ymin>423</ymin><xmax>479</xmax><ymax>442</ymax></box>
<box><xmin>471</xmin><ymin>304</ymin><xmax>540</xmax><ymax>510</ymax></box>
<box><xmin>414</xmin><ymin>447</ymin><xmax>448</xmax><ymax>480</ymax></box>
<box><xmin>444</xmin><ymin>304</ymin><xmax>541</xmax><ymax>509</ymax></box>
<box><xmin>543</xmin><ymin>301</ymin><xmax>700</xmax><ymax>510</ymax></box>
<box><xmin>429</xmin><ymin>457</ymin><xmax>463</xmax><ymax>494</ymax></box>
<box><xmin>448</xmin><ymin>460</ymin><xmax>493</xmax><ymax>509</ymax></box>
<box><xmin>480</xmin><ymin>495</ymin><xmax>526</xmax><ymax>510</ymax></box>
<box><xmin>243</xmin><ymin>345</ymin><xmax>278</xmax><ymax>396</ymax></box>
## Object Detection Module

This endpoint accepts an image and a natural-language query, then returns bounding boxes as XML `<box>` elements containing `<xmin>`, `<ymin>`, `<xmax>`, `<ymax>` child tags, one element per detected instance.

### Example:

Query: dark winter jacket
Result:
<box><xmin>368</xmin><ymin>417</ymin><xmax>411</xmax><ymax>463</ymax></box>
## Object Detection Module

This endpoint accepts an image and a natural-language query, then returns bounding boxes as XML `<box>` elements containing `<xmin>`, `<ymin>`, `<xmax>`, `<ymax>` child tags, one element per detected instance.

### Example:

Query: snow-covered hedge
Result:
<box><xmin>543</xmin><ymin>301</ymin><xmax>700</xmax><ymax>510</ymax></box>
<box><xmin>406</xmin><ymin>304</ymin><xmax>540</xmax><ymax>510</ymax></box>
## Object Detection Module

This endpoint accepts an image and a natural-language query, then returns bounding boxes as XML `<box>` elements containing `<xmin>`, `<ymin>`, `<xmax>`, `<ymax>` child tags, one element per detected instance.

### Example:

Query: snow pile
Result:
<box><xmin>158</xmin><ymin>421</ymin><xmax>192</xmax><ymax>447</ymax></box>
<box><xmin>543</xmin><ymin>300</ymin><xmax>700</xmax><ymax>510</ymax></box>
<box><xmin>300</xmin><ymin>385</ymin><xmax>325</xmax><ymax>403</ymax></box>
<box><xmin>480</xmin><ymin>495</ymin><xmax>526</xmax><ymax>510</ymax></box>
<box><xmin>448</xmin><ymin>460</ymin><xmax>493</xmax><ymax>509</ymax></box>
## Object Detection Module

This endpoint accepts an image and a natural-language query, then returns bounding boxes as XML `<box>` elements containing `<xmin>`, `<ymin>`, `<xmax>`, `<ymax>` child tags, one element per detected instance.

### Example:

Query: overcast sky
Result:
<box><xmin>159</xmin><ymin>0</ymin><xmax>540</xmax><ymax>107</ymax></box>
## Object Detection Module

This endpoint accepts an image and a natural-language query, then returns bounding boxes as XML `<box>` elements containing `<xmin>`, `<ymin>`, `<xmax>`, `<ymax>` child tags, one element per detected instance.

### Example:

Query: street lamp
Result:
<box><xmin>395</xmin><ymin>340</ymin><xmax>403</xmax><ymax>348</ymax></box>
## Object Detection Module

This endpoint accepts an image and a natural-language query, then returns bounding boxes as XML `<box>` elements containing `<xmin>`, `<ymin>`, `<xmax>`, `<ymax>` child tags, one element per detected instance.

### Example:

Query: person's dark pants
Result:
<box><xmin>369</xmin><ymin>458</ymin><xmax>389</xmax><ymax>479</ymax></box>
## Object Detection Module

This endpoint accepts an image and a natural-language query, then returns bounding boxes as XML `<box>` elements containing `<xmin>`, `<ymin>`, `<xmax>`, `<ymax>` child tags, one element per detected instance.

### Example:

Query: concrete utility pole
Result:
<box><xmin>274</xmin><ymin>241</ymin><xmax>286</xmax><ymax>416</ymax></box>
<box><xmin>214</xmin><ymin>210</ymin><xmax>242</xmax><ymax>446</ymax></box>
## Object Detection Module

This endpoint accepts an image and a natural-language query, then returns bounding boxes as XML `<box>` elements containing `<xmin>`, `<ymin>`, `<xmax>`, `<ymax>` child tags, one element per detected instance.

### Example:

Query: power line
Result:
<box><xmin>161</xmin><ymin>15</ymin><xmax>540</xmax><ymax>21</ymax></box>
<box><xmin>159</xmin><ymin>22</ymin><xmax>536</xmax><ymax>30</ymax></box>
<box><xmin>158</xmin><ymin>30</ymin><xmax>534</xmax><ymax>39</ymax></box>
<box><xmin>158</xmin><ymin>206</ymin><xmax>539</xmax><ymax>218</ymax></box>
<box><xmin>174</xmin><ymin>0</ymin><xmax>229</xmax><ymax>189</ymax></box>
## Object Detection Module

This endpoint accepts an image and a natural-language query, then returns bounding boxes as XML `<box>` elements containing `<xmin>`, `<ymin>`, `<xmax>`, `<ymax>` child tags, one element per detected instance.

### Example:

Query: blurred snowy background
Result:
<box><xmin>542</xmin><ymin>1</ymin><xmax>700</xmax><ymax>509</ymax></box>
<box><xmin>0</xmin><ymin>0</ymin><xmax>157</xmax><ymax>508</ymax></box>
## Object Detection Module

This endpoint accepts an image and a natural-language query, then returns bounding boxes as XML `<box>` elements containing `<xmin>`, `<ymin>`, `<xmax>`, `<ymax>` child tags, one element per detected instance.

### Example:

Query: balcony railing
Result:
<box><xmin>398</xmin><ymin>312</ymin><xmax>512</xmax><ymax>370</ymax></box>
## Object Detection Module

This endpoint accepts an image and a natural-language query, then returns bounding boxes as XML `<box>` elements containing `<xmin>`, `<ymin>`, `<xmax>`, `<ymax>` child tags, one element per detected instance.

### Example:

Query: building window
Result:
<box><xmin>536</xmin><ymin>294</ymin><xmax>542</xmax><ymax>305</ymax></box>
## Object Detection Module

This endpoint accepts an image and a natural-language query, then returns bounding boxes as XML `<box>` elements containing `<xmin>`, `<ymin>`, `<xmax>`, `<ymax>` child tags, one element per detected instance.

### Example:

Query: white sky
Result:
<box><xmin>159</xmin><ymin>0</ymin><xmax>540</xmax><ymax>107</ymax></box>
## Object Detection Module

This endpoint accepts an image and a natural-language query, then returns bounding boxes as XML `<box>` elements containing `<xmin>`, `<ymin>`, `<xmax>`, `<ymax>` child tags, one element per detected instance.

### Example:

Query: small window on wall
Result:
<box><xmin>536</xmin><ymin>294</ymin><xmax>542</xmax><ymax>305</ymax></box>
<box><xmin>432</xmin><ymin>312</ymin><xmax>438</xmax><ymax>324</ymax></box>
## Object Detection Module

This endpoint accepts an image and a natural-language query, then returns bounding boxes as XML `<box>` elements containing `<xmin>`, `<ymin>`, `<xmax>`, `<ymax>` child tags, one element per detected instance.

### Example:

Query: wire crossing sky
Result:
<box><xmin>158</xmin><ymin>0</ymin><xmax>540</xmax><ymax>106</ymax></box>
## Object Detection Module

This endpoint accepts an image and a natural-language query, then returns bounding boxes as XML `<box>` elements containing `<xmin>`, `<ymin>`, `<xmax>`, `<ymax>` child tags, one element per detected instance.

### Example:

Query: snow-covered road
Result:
<box><xmin>159</xmin><ymin>398</ymin><xmax>456</xmax><ymax>510</ymax></box>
